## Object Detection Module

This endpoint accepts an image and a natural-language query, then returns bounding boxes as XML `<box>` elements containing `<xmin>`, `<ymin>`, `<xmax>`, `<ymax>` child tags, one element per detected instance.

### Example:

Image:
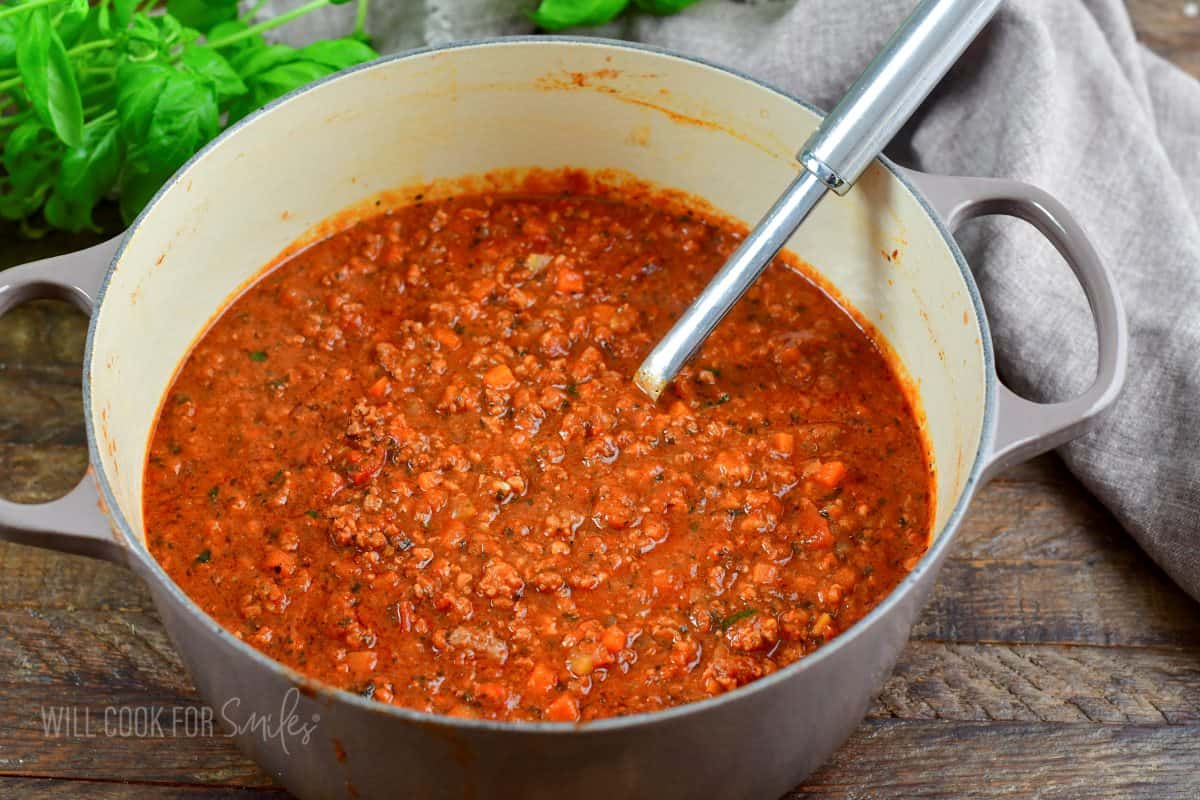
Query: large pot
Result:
<box><xmin>0</xmin><ymin>38</ymin><xmax>1126</xmax><ymax>799</ymax></box>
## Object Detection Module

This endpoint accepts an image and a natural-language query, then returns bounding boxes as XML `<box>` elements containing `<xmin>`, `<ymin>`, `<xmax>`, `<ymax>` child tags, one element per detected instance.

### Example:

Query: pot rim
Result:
<box><xmin>83</xmin><ymin>35</ymin><xmax>998</xmax><ymax>734</ymax></box>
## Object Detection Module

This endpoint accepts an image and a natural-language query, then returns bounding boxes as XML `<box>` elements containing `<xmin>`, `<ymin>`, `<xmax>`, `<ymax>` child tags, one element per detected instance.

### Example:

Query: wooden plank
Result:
<box><xmin>0</xmin><ymin>623</ymin><xmax>270</xmax><ymax>786</ymax></box>
<box><xmin>1128</xmin><ymin>0</ymin><xmax>1200</xmax><ymax>79</ymax></box>
<box><xmin>0</xmin><ymin>298</ymin><xmax>88</xmax><ymax>366</ymax></box>
<box><xmin>0</xmin><ymin>608</ymin><xmax>188</xmax><ymax>695</ymax></box>
<box><xmin>792</xmin><ymin>720</ymin><xmax>1200</xmax><ymax>799</ymax></box>
<box><xmin>0</xmin><ymin>780</ymin><xmax>284</xmax><ymax>800</ymax></box>
<box><xmin>0</xmin><ymin>445</ymin><xmax>88</xmax><ymax>504</ymax></box>
<box><xmin>913</xmin><ymin>555</ymin><xmax>1200</xmax><ymax>647</ymax></box>
<box><xmin>0</xmin><ymin>374</ymin><xmax>85</xmax><ymax>447</ymax></box>
<box><xmin>0</xmin><ymin>608</ymin><xmax>273</xmax><ymax>788</ymax></box>
<box><xmin>0</xmin><ymin>724</ymin><xmax>271</xmax><ymax>790</ymax></box>
<box><xmin>953</xmin><ymin>469</ymin><xmax>1129</xmax><ymax>561</ymax></box>
<box><xmin>875</xmin><ymin>641</ymin><xmax>1200</xmax><ymax>725</ymax></box>
<box><xmin>0</xmin><ymin>545</ymin><xmax>146</xmax><ymax>610</ymax></box>
<box><xmin>0</xmin><ymin>610</ymin><xmax>272</xmax><ymax>788</ymax></box>
<box><xmin>8</xmin><ymin>722</ymin><xmax>1200</xmax><ymax>800</ymax></box>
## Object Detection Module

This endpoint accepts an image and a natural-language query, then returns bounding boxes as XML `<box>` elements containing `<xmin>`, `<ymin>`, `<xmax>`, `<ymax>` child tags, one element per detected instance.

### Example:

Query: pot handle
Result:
<box><xmin>0</xmin><ymin>236</ymin><xmax>129</xmax><ymax>563</ymax></box>
<box><xmin>899</xmin><ymin>168</ymin><xmax>1128</xmax><ymax>480</ymax></box>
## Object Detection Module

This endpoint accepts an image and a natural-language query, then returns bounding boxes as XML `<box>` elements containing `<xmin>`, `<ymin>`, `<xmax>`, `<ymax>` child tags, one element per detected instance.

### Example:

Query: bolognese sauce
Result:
<box><xmin>144</xmin><ymin>171</ymin><xmax>932</xmax><ymax>722</ymax></box>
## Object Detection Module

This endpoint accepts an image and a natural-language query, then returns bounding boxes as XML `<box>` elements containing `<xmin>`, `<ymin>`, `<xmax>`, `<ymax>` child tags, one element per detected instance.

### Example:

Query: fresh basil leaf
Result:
<box><xmin>530</xmin><ymin>0</ymin><xmax>629</xmax><ymax>30</ymax></box>
<box><xmin>77</xmin><ymin>3</ymin><xmax>116</xmax><ymax>42</ymax></box>
<box><xmin>3</xmin><ymin>119</ymin><xmax>59</xmax><ymax>185</ymax></box>
<box><xmin>0</xmin><ymin>176</ymin><xmax>26</xmax><ymax>223</ymax></box>
<box><xmin>118</xmin><ymin>164</ymin><xmax>167</xmax><ymax>224</ymax></box>
<box><xmin>298</xmin><ymin>39</ymin><xmax>378</xmax><ymax>71</ymax></box>
<box><xmin>116</xmin><ymin>61</ymin><xmax>172</xmax><ymax>145</ymax></box>
<box><xmin>132</xmin><ymin>69</ymin><xmax>219</xmax><ymax>175</ymax></box>
<box><xmin>42</xmin><ymin>192</ymin><xmax>73</xmax><ymax>229</ymax></box>
<box><xmin>167</xmin><ymin>0</ymin><xmax>238</xmax><ymax>34</ymax></box>
<box><xmin>251</xmin><ymin>59</ymin><xmax>333</xmax><ymax>102</ymax></box>
<box><xmin>0</xmin><ymin>16</ymin><xmax>17</xmax><ymax>70</ymax></box>
<box><xmin>16</xmin><ymin>7</ymin><xmax>84</xmax><ymax>147</ymax></box>
<box><xmin>230</xmin><ymin>43</ymin><xmax>299</xmax><ymax>78</ymax></box>
<box><xmin>113</xmin><ymin>0</ymin><xmax>139</xmax><ymax>29</ymax></box>
<box><xmin>118</xmin><ymin>71</ymin><xmax>219</xmax><ymax>224</ymax></box>
<box><xmin>44</xmin><ymin>114</ymin><xmax>123</xmax><ymax>232</ymax></box>
<box><xmin>207</xmin><ymin>20</ymin><xmax>264</xmax><ymax>56</ymax></box>
<box><xmin>57</xmin><ymin>0</ymin><xmax>91</xmax><ymax>46</ymax></box>
<box><xmin>122</xmin><ymin>13</ymin><xmax>164</xmax><ymax>59</ymax></box>
<box><xmin>0</xmin><ymin>118</ymin><xmax>64</xmax><ymax>221</ymax></box>
<box><xmin>718</xmin><ymin>608</ymin><xmax>757</xmax><ymax>630</ymax></box>
<box><xmin>155</xmin><ymin>10</ymin><xmax>187</xmax><ymax>49</ymax></box>
<box><xmin>225</xmin><ymin>54</ymin><xmax>333</xmax><ymax>123</ymax></box>
<box><xmin>96</xmin><ymin>2</ymin><xmax>112</xmax><ymax>36</ymax></box>
<box><xmin>182</xmin><ymin>45</ymin><xmax>246</xmax><ymax>102</ymax></box>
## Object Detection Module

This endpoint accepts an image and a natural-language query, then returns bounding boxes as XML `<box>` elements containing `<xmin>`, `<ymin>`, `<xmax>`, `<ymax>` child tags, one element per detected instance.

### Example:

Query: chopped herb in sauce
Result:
<box><xmin>718</xmin><ymin>609</ymin><xmax>758</xmax><ymax>630</ymax></box>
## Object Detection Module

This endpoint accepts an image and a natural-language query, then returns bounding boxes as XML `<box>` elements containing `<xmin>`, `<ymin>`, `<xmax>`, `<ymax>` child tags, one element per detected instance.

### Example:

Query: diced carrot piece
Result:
<box><xmin>345</xmin><ymin>650</ymin><xmax>377</xmax><ymax>678</ymax></box>
<box><xmin>778</xmin><ymin>345</ymin><xmax>803</xmax><ymax>365</ymax></box>
<box><xmin>668</xmin><ymin>400</ymin><xmax>692</xmax><ymax>418</ymax></box>
<box><xmin>769</xmin><ymin>432</ymin><xmax>795</xmax><ymax>457</ymax></box>
<box><xmin>798</xmin><ymin>499</ymin><xmax>835</xmax><ymax>549</ymax></box>
<box><xmin>751</xmin><ymin>562</ymin><xmax>779</xmax><ymax>585</ymax></box>
<box><xmin>555</xmin><ymin>267</ymin><xmax>585</xmax><ymax>294</ymax></box>
<box><xmin>473</xmin><ymin>682</ymin><xmax>509</xmax><ymax>709</ymax></box>
<box><xmin>522</xmin><ymin>218</ymin><xmax>549</xmax><ymax>238</ymax></box>
<box><xmin>652</xmin><ymin>569</ymin><xmax>677</xmax><ymax>592</ymax></box>
<box><xmin>317</xmin><ymin>469</ymin><xmax>345</xmax><ymax>500</ymax></box>
<box><xmin>527</xmin><ymin>663</ymin><xmax>558</xmax><ymax>695</ymax></box>
<box><xmin>834</xmin><ymin>566</ymin><xmax>859</xmax><ymax>590</ymax></box>
<box><xmin>367</xmin><ymin>376</ymin><xmax>390</xmax><ymax>399</ymax></box>
<box><xmin>812</xmin><ymin>460</ymin><xmax>847</xmax><ymax>489</ymax></box>
<box><xmin>350</xmin><ymin>450</ymin><xmax>385</xmax><ymax>486</ymax></box>
<box><xmin>592</xmin><ymin>304</ymin><xmax>616</xmax><ymax>324</ymax></box>
<box><xmin>433</xmin><ymin>326</ymin><xmax>462</xmax><ymax>350</ymax></box>
<box><xmin>546</xmin><ymin>692</ymin><xmax>580</xmax><ymax>722</ymax></box>
<box><xmin>469</xmin><ymin>278</ymin><xmax>496</xmax><ymax>301</ymax></box>
<box><xmin>261</xmin><ymin>547</ymin><xmax>297</xmax><ymax>577</ymax></box>
<box><xmin>601</xmin><ymin>625</ymin><xmax>627</xmax><ymax>654</ymax></box>
<box><xmin>483</xmin><ymin>363</ymin><xmax>516</xmax><ymax>389</ymax></box>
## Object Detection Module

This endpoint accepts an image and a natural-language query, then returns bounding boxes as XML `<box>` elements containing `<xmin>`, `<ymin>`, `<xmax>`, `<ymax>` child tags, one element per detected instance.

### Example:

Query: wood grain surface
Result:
<box><xmin>1</xmin><ymin>3</ymin><xmax>1197</xmax><ymax>797</ymax></box>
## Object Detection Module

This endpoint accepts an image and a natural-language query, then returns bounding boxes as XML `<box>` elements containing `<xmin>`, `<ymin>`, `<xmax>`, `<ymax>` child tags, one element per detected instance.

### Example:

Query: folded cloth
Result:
<box><xmin>272</xmin><ymin>0</ymin><xmax>1200</xmax><ymax>601</ymax></box>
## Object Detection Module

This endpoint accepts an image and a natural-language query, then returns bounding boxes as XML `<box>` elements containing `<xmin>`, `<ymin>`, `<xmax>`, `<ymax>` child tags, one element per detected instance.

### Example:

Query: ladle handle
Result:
<box><xmin>800</xmin><ymin>0</ymin><xmax>1004</xmax><ymax>195</ymax></box>
<box><xmin>635</xmin><ymin>0</ymin><xmax>1005</xmax><ymax>398</ymax></box>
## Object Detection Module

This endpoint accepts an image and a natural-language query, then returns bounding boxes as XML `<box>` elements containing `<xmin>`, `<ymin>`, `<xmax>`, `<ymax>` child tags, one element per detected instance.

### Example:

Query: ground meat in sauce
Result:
<box><xmin>144</xmin><ymin>179</ymin><xmax>932</xmax><ymax>723</ymax></box>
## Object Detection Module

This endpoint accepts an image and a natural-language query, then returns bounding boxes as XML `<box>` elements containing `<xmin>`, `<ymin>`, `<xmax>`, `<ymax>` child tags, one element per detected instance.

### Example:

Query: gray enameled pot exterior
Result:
<box><xmin>0</xmin><ymin>39</ymin><xmax>1127</xmax><ymax>800</ymax></box>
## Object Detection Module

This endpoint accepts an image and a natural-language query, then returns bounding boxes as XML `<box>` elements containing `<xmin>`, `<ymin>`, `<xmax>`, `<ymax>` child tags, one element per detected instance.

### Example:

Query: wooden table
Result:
<box><xmin>2</xmin><ymin>4</ymin><xmax>1198</xmax><ymax>796</ymax></box>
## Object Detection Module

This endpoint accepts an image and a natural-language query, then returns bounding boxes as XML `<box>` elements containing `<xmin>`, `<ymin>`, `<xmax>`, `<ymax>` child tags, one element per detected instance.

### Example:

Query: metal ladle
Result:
<box><xmin>633</xmin><ymin>0</ymin><xmax>1004</xmax><ymax>400</ymax></box>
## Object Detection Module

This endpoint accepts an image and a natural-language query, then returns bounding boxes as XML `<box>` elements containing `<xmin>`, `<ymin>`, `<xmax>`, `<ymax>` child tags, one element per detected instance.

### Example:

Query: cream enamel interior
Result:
<box><xmin>88</xmin><ymin>40</ymin><xmax>985</xmax><ymax>548</ymax></box>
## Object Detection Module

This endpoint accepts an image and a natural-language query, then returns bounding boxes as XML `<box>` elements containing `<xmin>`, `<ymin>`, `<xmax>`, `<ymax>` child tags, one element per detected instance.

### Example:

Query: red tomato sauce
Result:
<box><xmin>144</xmin><ymin>173</ymin><xmax>932</xmax><ymax>722</ymax></box>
